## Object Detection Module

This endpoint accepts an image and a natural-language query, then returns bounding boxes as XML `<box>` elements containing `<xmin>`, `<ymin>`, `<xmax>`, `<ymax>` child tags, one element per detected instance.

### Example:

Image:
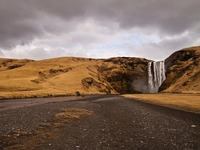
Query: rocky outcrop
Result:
<box><xmin>0</xmin><ymin>58</ymin><xmax>33</xmax><ymax>71</ymax></box>
<box><xmin>98</xmin><ymin>57</ymin><xmax>150</xmax><ymax>94</ymax></box>
<box><xmin>159</xmin><ymin>46</ymin><xmax>200</xmax><ymax>93</ymax></box>
<box><xmin>82</xmin><ymin>77</ymin><xmax>111</xmax><ymax>94</ymax></box>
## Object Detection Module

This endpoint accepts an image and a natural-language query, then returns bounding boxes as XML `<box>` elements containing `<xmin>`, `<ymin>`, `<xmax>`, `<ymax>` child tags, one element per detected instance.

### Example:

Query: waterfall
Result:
<box><xmin>148</xmin><ymin>61</ymin><xmax>166</xmax><ymax>93</ymax></box>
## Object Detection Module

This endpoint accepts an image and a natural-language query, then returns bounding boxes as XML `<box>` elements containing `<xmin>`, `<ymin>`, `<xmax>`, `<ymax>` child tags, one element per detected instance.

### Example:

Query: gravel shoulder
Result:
<box><xmin>0</xmin><ymin>95</ymin><xmax>200</xmax><ymax>150</ymax></box>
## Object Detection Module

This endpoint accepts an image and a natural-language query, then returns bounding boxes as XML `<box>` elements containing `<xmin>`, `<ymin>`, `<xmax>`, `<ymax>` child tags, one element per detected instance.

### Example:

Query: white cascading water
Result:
<box><xmin>148</xmin><ymin>61</ymin><xmax>166</xmax><ymax>93</ymax></box>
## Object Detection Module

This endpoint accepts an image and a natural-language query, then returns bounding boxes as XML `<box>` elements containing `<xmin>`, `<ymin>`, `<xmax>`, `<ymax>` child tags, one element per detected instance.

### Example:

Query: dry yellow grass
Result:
<box><xmin>162</xmin><ymin>46</ymin><xmax>200</xmax><ymax>93</ymax></box>
<box><xmin>1</xmin><ymin>47</ymin><xmax>200</xmax><ymax>99</ymax></box>
<box><xmin>123</xmin><ymin>94</ymin><xmax>200</xmax><ymax>114</ymax></box>
<box><xmin>0</xmin><ymin>57</ymin><xmax>117</xmax><ymax>99</ymax></box>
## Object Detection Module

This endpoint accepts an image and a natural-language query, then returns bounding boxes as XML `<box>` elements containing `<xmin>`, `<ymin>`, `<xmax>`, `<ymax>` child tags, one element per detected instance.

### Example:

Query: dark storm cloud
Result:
<box><xmin>0</xmin><ymin>0</ymin><xmax>199</xmax><ymax>54</ymax></box>
<box><xmin>0</xmin><ymin>0</ymin><xmax>44</xmax><ymax>49</ymax></box>
<box><xmin>0</xmin><ymin>0</ymin><xmax>90</xmax><ymax>49</ymax></box>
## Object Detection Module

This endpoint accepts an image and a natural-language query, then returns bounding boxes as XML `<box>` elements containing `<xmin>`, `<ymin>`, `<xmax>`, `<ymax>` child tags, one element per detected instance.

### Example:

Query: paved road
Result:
<box><xmin>0</xmin><ymin>96</ymin><xmax>87</xmax><ymax>110</ymax></box>
<box><xmin>0</xmin><ymin>95</ymin><xmax>200</xmax><ymax>150</ymax></box>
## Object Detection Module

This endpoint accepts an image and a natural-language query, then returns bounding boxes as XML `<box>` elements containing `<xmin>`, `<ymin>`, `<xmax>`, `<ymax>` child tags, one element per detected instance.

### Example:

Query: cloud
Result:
<box><xmin>0</xmin><ymin>0</ymin><xmax>200</xmax><ymax>60</ymax></box>
<box><xmin>3</xmin><ymin>47</ymin><xmax>67</xmax><ymax>60</ymax></box>
<box><xmin>0</xmin><ymin>50</ymin><xmax>3</xmax><ymax>56</ymax></box>
<box><xmin>127</xmin><ymin>30</ymin><xmax>200</xmax><ymax>60</ymax></box>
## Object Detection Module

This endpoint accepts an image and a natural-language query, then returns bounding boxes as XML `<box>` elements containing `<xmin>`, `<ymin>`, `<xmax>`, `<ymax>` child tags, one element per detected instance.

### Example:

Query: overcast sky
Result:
<box><xmin>0</xmin><ymin>0</ymin><xmax>200</xmax><ymax>60</ymax></box>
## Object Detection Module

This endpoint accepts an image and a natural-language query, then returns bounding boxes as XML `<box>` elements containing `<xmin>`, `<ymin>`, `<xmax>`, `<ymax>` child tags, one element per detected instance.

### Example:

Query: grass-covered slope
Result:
<box><xmin>1</xmin><ymin>46</ymin><xmax>200</xmax><ymax>99</ymax></box>
<box><xmin>0</xmin><ymin>57</ymin><xmax>149</xmax><ymax>99</ymax></box>
<box><xmin>160</xmin><ymin>46</ymin><xmax>200</xmax><ymax>93</ymax></box>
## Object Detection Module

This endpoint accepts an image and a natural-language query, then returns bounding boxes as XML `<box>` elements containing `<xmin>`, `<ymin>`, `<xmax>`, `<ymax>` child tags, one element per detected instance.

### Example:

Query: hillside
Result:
<box><xmin>0</xmin><ymin>57</ymin><xmax>149</xmax><ymax>99</ymax></box>
<box><xmin>160</xmin><ymin>46</ymin><xmax>200</xmax><ymax>93</ymax></box>
<box><xmin>0</xmin><ymin>46</ymin><xmax>200</xmax><ymax>99</ymax></box>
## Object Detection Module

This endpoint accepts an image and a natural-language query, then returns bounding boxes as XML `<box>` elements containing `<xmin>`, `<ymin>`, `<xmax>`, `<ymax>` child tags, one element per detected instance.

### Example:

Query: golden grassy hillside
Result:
<box><xmin>1</xmin><ymin>46</ymin><xmax>200</xmax><ymax>99</ymax></box>
<box><xmin>0</xmin><ymin>57</ymin><xmax>105</xmax><ymax>99</ymax></box>
<box><xmin>0</xmin><ymin>57</ymin><xmax>149</xmax><ymax>99</ymax></box>
<box><xmin>160</xmin><ymin>46</ymin><xmax>200</xmax><ymax>93</ymax></box>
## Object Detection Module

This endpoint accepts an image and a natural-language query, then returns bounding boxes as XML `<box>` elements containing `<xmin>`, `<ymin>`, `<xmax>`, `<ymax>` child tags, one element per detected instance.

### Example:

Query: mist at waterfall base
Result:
<box><xmin>132</xmin><ymin>61</ymin><xmax>166</xmax><ymax>94</ymax></box>
<box><xmin>148</xmin><ymin>61</ymin><xmax>166</xmax><ymax>93</ymax></box>
<box><xmin>132</xmin><ymin>79</ymin><xmax>149</xmax><ymax>93</ymax></box>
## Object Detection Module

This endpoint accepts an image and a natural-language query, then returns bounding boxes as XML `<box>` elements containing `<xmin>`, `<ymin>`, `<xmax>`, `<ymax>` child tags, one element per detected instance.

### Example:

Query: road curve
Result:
<box><xmin>0</xmin><ymin>95</ymin><xmax>199</xmax><ymax>150</ymax></box>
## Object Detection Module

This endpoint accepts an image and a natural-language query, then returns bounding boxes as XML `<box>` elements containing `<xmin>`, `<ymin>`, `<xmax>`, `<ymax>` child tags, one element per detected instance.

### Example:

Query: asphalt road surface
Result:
<box><xmin>0</xmin><ymin>95</ymin><xmax>199</xmax><ymax>150</ymax></box>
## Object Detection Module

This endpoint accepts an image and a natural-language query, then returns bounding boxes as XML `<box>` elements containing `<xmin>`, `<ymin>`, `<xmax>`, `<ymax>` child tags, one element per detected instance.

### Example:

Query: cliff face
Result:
<box><xmin>159</xmin><ymin>46</ymin><xmax>200</xmax><ymax>93</ymax></box>
<box><xmin>98</xmin><ymin>57</ymin><xmax>149</xmax><ymax>94</ymax></box>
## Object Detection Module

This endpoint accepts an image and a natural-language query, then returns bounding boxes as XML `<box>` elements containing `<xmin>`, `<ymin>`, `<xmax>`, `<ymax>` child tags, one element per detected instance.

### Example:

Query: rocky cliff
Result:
<box><xmin>97</xmin><ymin>57</ymin><xmax>149</xmax><ymax>94</ymax></box>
